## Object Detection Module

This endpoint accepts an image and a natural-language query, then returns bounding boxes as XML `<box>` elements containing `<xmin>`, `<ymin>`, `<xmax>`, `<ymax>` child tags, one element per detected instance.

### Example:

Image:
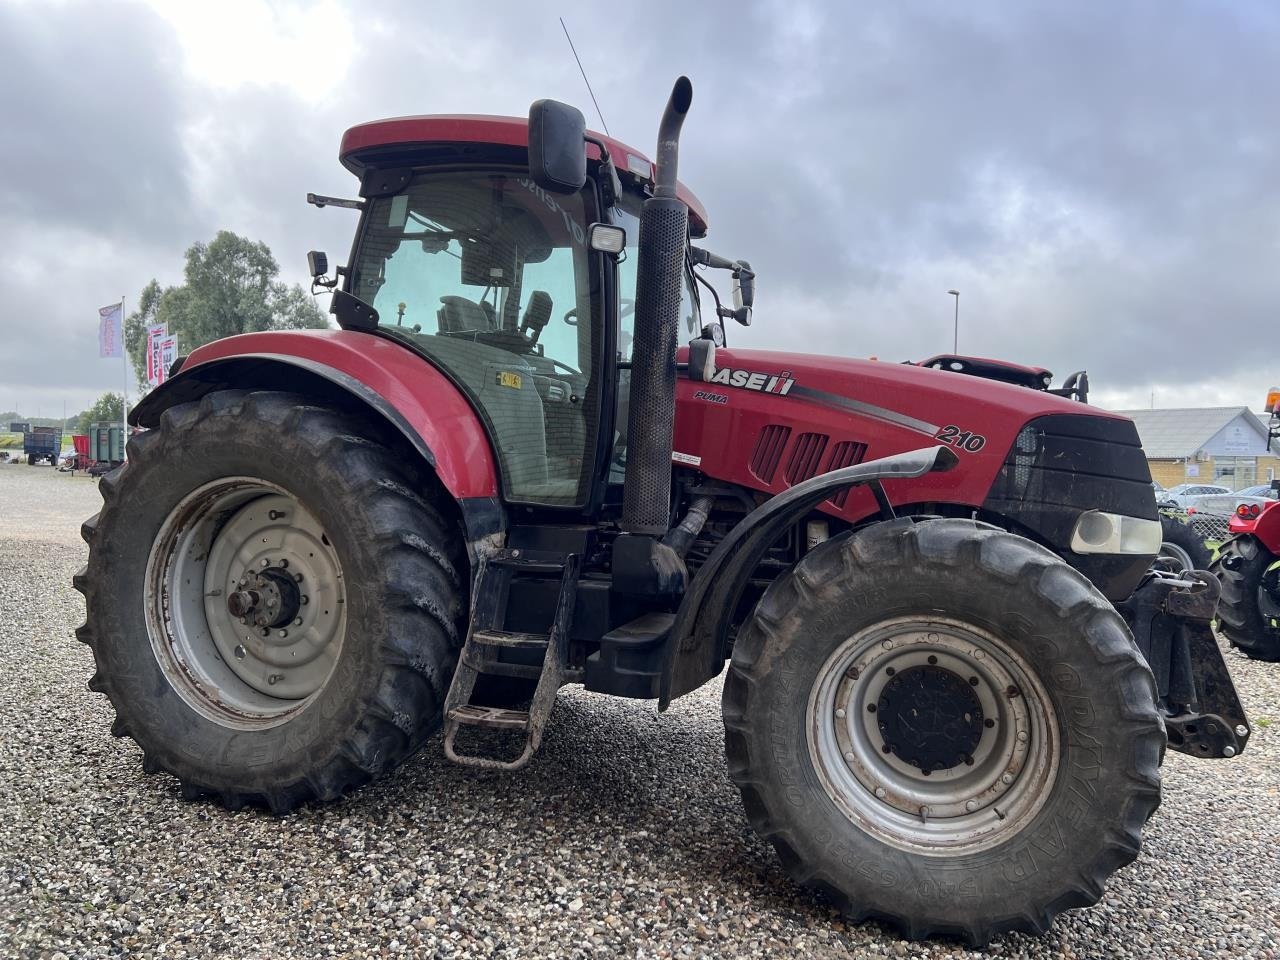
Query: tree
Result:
<box><xmin>125</xmin><ymin>231</ymin><xmax>328</xmax><ymax>393</ymax></box>
<box><xmin>76</xmin><ymin>393</ymin><xmax>124</xmax><ymax>436</ymax></box>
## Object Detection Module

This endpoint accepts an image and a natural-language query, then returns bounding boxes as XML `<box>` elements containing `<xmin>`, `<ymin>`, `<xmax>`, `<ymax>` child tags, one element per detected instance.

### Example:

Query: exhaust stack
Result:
<box><xmin>621</xmin><ymin>77</ymin><xmax>693</xmax><ymax>535</ymax></box>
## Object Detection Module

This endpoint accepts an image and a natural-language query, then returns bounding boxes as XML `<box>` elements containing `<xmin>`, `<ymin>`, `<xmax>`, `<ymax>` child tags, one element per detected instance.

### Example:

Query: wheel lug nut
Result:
<box><xmin>261</xmin><ymin>559</ymin><xmax>270</xmax><ymax>568</ymax></box>
<box><xmin>965</xmin><ymin>799</ymin><xmax>978</xmax><ymax>812</ymax></box>
<box><xmin>835</xmin><ymin>708</ymin><xmax>846</xmax><ymax>719</ymax></box>
<box><xmin>1017</xmin><ymin>730</ymin><xmax>1028</xmax><ymax>743</ymax></box>
<box><xmin>1235</xmin><ymin>724</ymin><xmax>1249</xmax><ymax>737</ymax></box>
<box><xmin>1001</xmin><ymin>773</ymin><xmax>1014</xmax><ymax>785</ymax></box>
<box><xmin>1007</xmin><ymin>685</ymin><xmax>1020</xmax><ymax>698</ymax></box>
<box><xmin>874</xmin><ymin>787</ymin><xmax>886</xmax><ymax>799</ymax></box>
<box><xmin>279</xmin><ymin>630</ymin><xmax>288</xmax><ymax>639</ymax></box>
<box><xmin>881</xmin><ymin>640</ymin><xmax>893</xmax><ymax>651</ymax></box>
<box><xmin>294</xmin><ymin>618</ymin><xmax>302</xmax><ymax>627</ymax></box>
<box><xmin>969</xmin><ymin>676</ymin><xmax>979</xmax><ymax>686</ymax></box>
<box><xmin>844</xmin><ymin>751</ymin><xmax>855</xmax><ymax>762</ymax></box>
<box><xmin>260</xmin><ymin>628</ymin><xmax>270</xmax><ymax>637</ymax></box>
<box><xmin>295</xmin><ymin>573</ymin><xmax>304</xmax><ymax>583</ymax></box>
<box><xmin>268</xmin><ymin>674</ymin><xmax>283</xmax><ymax>685</ymax></box>
<box><xmin>279</xmin><ymin>558</ymin><xmax>289</xmax><ymax>568</ymax></box>
<box><xmin>972</xmin><ymin>649</ymin><xmax>985</xmax><ymax>660</ymax></box>
<box><xmin>984</xmin><ymin>718</ymin><xmax>995</xmax><ymax>728</ymax></box>
<box><xmin>234</xmin><ymin>645</ymin><xmax>246</xmax><ymax>660</ymax></box>
<box><xmin>846</xmin><ymin>667</ymin><xmax>859</xmax><ymax>679</ymax></box>
<box><xmin>300</xmin><ymin>596</ymin><xmax>309</xmax><ymax>605</ymax></box>
<box><xmin>238</xmin><ymin>617</ymin><xmax>246</xmax><ymax>625</ymax></box>
<box><xmin>927</xmin><ymin>655</ymin><xmax>937</xmax><ymax>665</ymax></box>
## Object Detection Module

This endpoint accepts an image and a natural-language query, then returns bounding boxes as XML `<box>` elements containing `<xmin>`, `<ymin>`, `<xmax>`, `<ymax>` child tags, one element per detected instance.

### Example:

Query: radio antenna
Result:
<box><xmin>559</xmin><ymin>17</ymin><xmax>610</xmax><ymax>136</ymax></box>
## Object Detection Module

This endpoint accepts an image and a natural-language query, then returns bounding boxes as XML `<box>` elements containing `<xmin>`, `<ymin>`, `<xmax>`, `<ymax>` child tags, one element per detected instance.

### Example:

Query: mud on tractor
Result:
<box><xmin>77</xmin><ymin>78</ymin><xmax>1251</xmax><ymax>942</ymax></box>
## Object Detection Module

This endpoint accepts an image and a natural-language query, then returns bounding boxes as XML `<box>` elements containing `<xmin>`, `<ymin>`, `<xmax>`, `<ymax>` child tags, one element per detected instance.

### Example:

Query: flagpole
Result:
<box><xmin>121</xmin><ymin>294</ymin><xmax>129</xmax><ymax>459</ymax></box>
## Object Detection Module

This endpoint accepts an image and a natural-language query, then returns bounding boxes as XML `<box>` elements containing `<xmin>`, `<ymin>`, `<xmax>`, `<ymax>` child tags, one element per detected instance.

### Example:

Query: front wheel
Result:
<box><xmin>1211</xmin><ymin>535</ymin><xmax>1280</xmax><ymax>661</ymax></box>
<box><xmin>723</xmin><ymin>519</ymin><xmax>1163</xmax><ymax>944</ymax></box>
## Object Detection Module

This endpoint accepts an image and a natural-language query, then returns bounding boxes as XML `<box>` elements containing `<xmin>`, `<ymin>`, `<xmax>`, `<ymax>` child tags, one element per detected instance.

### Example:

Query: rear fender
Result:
<box><xmin>659</xmin><ymin>445</ymin><xmax>959</xmax><ymax>707</ymax></box>
<box><xmin>131</xmin><ymin>347</ymin><xmax>502</xmax><ymax>546</ymax></box>
<box><xmin>1247</xmin><ymin>501</ymin><xmax>1280</xmax><ymax>551</ymax></box>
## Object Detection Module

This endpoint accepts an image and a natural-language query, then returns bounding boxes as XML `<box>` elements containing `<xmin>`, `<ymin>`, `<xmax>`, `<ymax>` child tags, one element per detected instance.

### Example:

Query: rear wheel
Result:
<box><xmin>723</xmin><ymin>518</ymin><xmax>1163</xmax><ymax>944</ymax></box>
<box><xmin>1158</xmin><ymin>515</ymin><xmax>1211</xmax><ymax>572</ymax></box>
<box><xmin>1211</xmin><ymin>535</ymin><xmax>1280</xmax><ymax>661</ymax></box>
<box><xmin>75</xmin><ymin>390</ymin><xmax>467</xmax><ymax>812</ymax></box>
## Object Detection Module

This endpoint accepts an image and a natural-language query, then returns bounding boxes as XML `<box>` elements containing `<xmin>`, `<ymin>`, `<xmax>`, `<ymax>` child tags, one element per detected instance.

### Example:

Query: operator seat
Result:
<box><xmin>437</xmin><ymin>295</ymin><xmax>495</xmax><ymax>333</ymax></box>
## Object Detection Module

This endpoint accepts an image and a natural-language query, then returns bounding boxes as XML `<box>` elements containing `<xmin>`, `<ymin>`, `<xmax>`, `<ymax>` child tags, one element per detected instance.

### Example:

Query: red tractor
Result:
<box><xmin>76</xmin><ymin>79</ymin><xmax>1250</xmax><ymax>943</ymax></box>
<box><xmin>1210</xmin><ymin>390</ymin><xmax>1280</xmax><ymax>661</ymax></box>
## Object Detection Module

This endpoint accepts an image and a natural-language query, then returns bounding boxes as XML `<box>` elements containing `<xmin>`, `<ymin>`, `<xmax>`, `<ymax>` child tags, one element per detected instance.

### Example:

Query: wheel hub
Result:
<box><xmin>876</xmin><ymin>665</ymin><xmax>984</xmax><ymax>774</ymax></box>
<box><xmin>807</xmin><ymin>618</ymin><xmax>1058</xmax><ymax>853</ymax></box>
<box><xmin>227</xmin><ymin>566</ymin><xmax>302</xmax><ymax>629</ymax></box>
<box><xmin>146</xmin><ymin>481</ymin><xmax>346</xmax><ymax>729</ymax></box>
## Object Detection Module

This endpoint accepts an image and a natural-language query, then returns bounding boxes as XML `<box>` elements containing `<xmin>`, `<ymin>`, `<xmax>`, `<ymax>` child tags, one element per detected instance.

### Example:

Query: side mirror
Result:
<box><xmin>687</xmin><ymin>337</ymin><xmax>716</xmax><ymax>382</ymax></box>
<box><xmin>730</xmin><ymin>262</ymin><xmax>755</xmax><ymax>326</ymax></box>
<box><xmin>307</xmin><ymin>250</ymin><xmax>328</xmax><ymax>279</ymax></box>
<box><xmin>528</xmin><ymin>99</ymin><xmax>588</xmax><ymax>194</ymax></box>
<box><xmin>731</xmin><ymin>262</ymin><xmax>755</xmax><ymax>311</ymax></box>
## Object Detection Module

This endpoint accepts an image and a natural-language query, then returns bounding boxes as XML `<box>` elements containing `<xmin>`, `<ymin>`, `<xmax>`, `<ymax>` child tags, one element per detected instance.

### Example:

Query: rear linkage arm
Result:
<box><xmin>1117</xmin><ymin>570</ymin><xmax>1251</xmax><ymax>759</ymax></box>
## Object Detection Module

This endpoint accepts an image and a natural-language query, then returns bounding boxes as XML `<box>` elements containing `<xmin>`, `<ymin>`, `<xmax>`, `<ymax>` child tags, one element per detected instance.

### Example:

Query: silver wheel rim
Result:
<box><xmin>1158</xmin><ymin>541</ymin><xmax>1195</xmax><ymax>573</ymax></box>
<box><xmin>145</xmin><ymin>478</ymin><xmax>346</xmax><ymax>730</ymax></box>
<box><xmin>807</xmin><ymin>617</ymin><xmax>1059</xmax><ymax>854</ymax></box>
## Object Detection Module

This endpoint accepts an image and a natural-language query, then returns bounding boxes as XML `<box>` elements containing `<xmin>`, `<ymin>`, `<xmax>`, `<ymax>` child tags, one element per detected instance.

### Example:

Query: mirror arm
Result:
<box><xmin>583</xmin><ymin>135</ymin><xmax>622</xmax><ymax>209</ymax></box>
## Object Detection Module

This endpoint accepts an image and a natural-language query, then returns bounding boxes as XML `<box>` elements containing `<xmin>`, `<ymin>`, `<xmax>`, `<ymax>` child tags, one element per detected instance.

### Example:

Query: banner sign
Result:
<box><xmin>98</xmin><ymin>302</ymin><xmax>123</xmax><ymax>358</ymax></box>
<box><xmin>146</xmin><ymin>323</ymin><xmax>168</xmax><ymax>386</ymax></box>
<box><xmin>156</xmin><ymin>334</ymin><xmax>179</xmax><ymax>385</ymax></box>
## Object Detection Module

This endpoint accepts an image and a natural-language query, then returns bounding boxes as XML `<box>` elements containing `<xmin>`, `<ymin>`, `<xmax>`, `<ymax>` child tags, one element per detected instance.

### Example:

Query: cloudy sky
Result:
<box><xmin>2</xmin><ymin>0</ymin><xmax>1278</xmax><ymax>419</ymax></box>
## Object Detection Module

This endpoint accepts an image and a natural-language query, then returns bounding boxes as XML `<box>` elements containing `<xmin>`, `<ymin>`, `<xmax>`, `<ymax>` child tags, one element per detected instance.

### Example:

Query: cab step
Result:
<box><xmin>442</xmin><ymin>551</ymin><xmax>580</xmax><ymax>771</ymax></box>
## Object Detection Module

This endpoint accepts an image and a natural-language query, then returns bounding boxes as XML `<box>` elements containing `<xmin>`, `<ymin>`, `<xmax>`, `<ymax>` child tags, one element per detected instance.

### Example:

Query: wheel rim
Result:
<box><xmin>807</xmin><ymin>617</ymin><xmax>1059</xmax><ymax>854</ymax></box>
<box><xmin>1158</xmin><ymin>540</ymin><xmax>1195</xmax><ymax>573</ymax></box>
<box><xmin>145</xmin><ymin>478</ymin><xmax>346</xmax><ymax>729</ymax></box>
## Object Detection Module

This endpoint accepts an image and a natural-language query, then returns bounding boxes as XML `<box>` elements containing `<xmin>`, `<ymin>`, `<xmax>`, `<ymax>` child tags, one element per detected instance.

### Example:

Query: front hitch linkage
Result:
<box><xmin>1118</xmin><ymin>570</ymin><xmax>1251</xmax><ymax>759</ymax></box>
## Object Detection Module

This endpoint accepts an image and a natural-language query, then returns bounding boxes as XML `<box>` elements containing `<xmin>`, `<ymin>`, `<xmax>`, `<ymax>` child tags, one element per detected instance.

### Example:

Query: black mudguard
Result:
<box><xmin>659</xmin><ymin>445</ymin><xmax>959</xmax><ymax>707</ymax></box>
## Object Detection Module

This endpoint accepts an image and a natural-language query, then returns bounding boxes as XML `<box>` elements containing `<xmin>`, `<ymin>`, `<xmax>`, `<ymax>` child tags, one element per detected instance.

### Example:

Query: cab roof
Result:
<box><xmin>340</xmin><ymin>114</ymin><xmax>709</xmax><ymax>237</ymax></box>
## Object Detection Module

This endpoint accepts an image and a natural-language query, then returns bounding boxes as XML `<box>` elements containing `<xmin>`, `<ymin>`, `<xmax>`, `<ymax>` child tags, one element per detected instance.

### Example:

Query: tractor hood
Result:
<box><xmin>672</xmin><ymin>345</ymin><xmax>1156</xmax><ymax>600</ymax></box>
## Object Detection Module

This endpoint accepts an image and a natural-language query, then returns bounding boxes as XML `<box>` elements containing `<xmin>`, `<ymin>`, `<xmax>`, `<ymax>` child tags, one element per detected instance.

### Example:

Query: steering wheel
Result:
<box><xmin>563</xmin><ymin>307</ymin><xmax>579</xmax><ymax>326</ymax></box>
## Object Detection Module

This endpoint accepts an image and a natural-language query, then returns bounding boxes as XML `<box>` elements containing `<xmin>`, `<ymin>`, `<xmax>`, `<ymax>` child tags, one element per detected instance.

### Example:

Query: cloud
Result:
<box><xmin>1</xmin><ymin>0</ymin><xmax>1278</xmax><ymax>420</ymax></box>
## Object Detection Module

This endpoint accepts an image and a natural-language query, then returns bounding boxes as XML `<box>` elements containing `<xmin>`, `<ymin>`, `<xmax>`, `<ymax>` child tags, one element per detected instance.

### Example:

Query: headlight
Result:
<box><xmin>1070</xmin><ymin>511</ymin><xmax>1162</xmax><ymax>555</ymax></box>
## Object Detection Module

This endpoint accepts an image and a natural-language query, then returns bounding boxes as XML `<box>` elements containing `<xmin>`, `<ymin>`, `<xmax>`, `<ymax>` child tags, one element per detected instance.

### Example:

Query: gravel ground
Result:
<box><xmin>1</xmin><ymin>464</ymin><xmax>1277</xmax><ymax>959</ymax></box>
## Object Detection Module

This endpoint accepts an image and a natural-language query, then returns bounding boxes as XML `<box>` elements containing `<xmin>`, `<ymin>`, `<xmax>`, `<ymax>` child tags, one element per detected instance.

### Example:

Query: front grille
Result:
<box><xmin>826</xmin><ymin>440</ymin><xmax>869</xmax><ymax>508</ymax></box>
<box><xmin>784</xmin><ymin>432</ymin><xmax>830</xmax><ymax>485</ymax></box>
<box><xmin>750</xmin><ymin>424</ymin><xmax>792</xmax><ymax>483</ymax></box>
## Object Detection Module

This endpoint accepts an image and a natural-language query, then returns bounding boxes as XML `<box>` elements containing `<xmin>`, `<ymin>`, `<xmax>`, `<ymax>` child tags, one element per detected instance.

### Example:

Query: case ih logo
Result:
<box><xmin>709</xmin><ymin>367</ymin><xmax>796</xmax><ymax>395</ymax></box>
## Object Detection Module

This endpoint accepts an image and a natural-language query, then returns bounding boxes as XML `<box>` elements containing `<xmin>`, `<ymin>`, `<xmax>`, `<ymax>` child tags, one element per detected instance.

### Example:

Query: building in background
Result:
<box><xmin>1118</xmin><ymin>407</ymin><xmax>1280</xmax><ymax>491</ymax></box>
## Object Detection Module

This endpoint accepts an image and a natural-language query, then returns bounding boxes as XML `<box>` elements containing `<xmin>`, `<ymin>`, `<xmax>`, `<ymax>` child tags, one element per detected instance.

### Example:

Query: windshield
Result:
<box><xmin>349</xmin><ymin>171</ymin><xmax>600</xmax><ymax>506</ymax></box>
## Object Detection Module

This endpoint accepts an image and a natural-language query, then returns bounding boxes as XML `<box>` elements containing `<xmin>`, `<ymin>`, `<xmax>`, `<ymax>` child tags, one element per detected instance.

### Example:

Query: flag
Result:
<box><xmin>156</xmin><ymin>334</ymin><xmax>179</xmax><ymax>385</ymax></box>
<box><xmin>146</xmin><ymin>323</ymin><xmax>167</xmax><ymax>386</ymax></box>
<box><xmin>98</xmin><ymin>302</ymin><xmax>123</xmax><ymax>358</ymax></box>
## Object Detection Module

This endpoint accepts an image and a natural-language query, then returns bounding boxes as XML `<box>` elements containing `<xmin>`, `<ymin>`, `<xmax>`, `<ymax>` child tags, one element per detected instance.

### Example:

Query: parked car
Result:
<box><xmin>1229</xmin><ymin>484</ymin><xmax>1279</xmax><ymax>500</ymax></box>
<box><xmin>1158</xmin><ymin>483</ymin><xmax>1231</xmax><ymax>510</ymax></box>
<box><xmin>1185</xmin><ymin>490</ymin><xmax>1274</xmax><ymax>541</ymax></box>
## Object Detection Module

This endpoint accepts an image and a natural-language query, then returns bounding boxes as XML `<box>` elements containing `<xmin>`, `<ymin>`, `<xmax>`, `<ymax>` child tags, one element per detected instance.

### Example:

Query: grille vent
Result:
<box><xmin>826</xmin><ymin>441</ymin><xmax>869</xmax><ymax>508</ymax></box>
<box><xmin>784</xmin><ymin>432</ymin><xmax>830</xmax><ymax>485</ymax></box>
<box><xmin>749</xmin><ymin>425</ymin><xmax>792</xmax><ymax>483</ymax></box>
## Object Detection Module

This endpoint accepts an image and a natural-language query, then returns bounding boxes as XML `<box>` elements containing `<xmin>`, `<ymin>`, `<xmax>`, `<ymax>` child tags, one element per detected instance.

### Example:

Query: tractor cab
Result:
<box><xmin>327</xmin><ymin>115</ymin><xmax>711</xmax><ymax>511</ymax></box>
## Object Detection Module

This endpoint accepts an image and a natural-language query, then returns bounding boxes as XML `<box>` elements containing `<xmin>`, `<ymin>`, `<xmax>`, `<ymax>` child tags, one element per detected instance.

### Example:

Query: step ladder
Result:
<box><xmin>442</xmin><ymin>549</ymin><xmax>580</xmax><ymax>771</ymax></box>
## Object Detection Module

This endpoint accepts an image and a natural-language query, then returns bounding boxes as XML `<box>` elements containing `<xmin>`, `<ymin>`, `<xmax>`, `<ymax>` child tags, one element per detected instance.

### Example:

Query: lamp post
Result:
<box><xmin>947</xmin><ymin>289</ymin><xmax>960</xmax><ymax>354</ymax></box>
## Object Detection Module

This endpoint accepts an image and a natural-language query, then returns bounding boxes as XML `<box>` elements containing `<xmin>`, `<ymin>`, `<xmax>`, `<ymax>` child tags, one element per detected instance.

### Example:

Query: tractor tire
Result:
<box><xmin>27</xmin><ymin>454</ymin><xmax>35</xmax><ymax>466</ymax></box>
<box><xmin>1211</xmin><ymin>535</ymin><xmax>1280</xmax><ymax>662</ymax></box>
<box><xmin>1158</xmin><ymin>515</ymin><xmax>1211</xmax><ymax>573</ymax></box>
<box><xmin>722</xmin><ymin>518</ymin><xmax>1163</xmax><ymax>944</ymax></box>
<box><xmin>75</xmin><ymin>390</ymin><xmax>467</xmax><ymax>812</ymax></box>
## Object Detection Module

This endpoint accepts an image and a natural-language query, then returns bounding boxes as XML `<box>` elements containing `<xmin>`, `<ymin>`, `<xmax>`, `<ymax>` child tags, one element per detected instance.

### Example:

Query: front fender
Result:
<box><xmin>660</xmin><ymin>445</ymin><xmax>959</xmax><ymax>707</ymax></box>
<box><xmin>131</xmin><ymin>330</ymin><xmax>500</xmax><ymax>504</ymax></box>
